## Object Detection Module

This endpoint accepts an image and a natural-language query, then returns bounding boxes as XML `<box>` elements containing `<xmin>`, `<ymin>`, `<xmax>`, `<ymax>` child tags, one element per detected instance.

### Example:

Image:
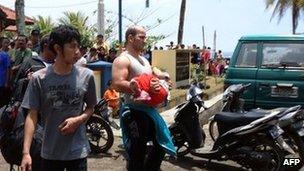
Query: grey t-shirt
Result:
<box><xmin>22</xmin><ymin>65</ymin><xmax>97</xmax><ymax>160</ymax></box>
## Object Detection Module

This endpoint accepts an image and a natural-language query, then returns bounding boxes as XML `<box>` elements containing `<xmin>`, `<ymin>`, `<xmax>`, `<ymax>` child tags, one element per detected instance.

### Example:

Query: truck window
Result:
<box><xmin>262</xmin><ymin>43</ymin><xmax>304</xmax><ymax>68</ymax></box>
<box><xmin>235</xmin><ymin>43</ymin><xmax>257</xmax><ymax>67</ymax></box>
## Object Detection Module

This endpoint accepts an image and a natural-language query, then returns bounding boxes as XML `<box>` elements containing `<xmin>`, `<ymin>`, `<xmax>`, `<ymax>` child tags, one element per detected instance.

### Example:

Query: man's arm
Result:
<box><xmin>23</xmin><ymin>109</ymin><xmax>38</xmax><ymax>154</ymax></box>
<box><xmin>21</xmin><ymin>109</ymin><xmax>38</xmax><ymax>171</ymax></box>
<box><xmin>59</xmin><ymin>107</ymin><xmax>94</xmax><ymax>135</ymax></box>
<box><xmin>111</xmin><ymin>56</ymin><xmax>133</xmax><ymax>94</ymax></box>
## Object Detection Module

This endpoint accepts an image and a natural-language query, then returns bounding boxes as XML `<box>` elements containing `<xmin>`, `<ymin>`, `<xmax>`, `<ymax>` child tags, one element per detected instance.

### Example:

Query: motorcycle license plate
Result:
<box><xmin>269</xmin><ymin>125</ymin><xmax>284</xmax><ymax>139</ymax></box>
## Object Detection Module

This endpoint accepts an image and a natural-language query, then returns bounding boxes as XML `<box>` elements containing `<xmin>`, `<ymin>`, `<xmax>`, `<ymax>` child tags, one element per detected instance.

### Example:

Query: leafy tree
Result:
<box><xmin>265</xmin><ymin>0</ymin><xmax>304</xmax><ymax>34</ymax></box>
<box><xmin>33</xmin><ymin>16</ymin><xmax>55</xmax><ymax>37</ymax></box>
<box><xmin>59</xmin><ymin>11</ymin><xmax>96</xmax><ymax>47</ymax></box>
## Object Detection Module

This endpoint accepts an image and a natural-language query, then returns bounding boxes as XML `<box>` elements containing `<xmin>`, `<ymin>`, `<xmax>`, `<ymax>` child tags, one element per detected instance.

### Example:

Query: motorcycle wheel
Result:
<box><xmin>283</xmin><ymin>131</ymin><xmax>304</xmax><ymax>170</ymax></box>
<box><xmin>169</xmin><ymin>123</ymin><xmax>191</xmax><ymax>157</ymax></box>
<box><xmin>249</xmin><ymin>139</ymin><xmax>284</xmax><ymax>171</ymax></box>
<box><xmin>176</xmin><ymin>141</ymin><xmax>191</xmax><ymax>157</ymax></box>
<box><xmin>86</xmin><ymin>115</ymin><xmax>114</xmax><ymax>153</ymax></box>
<box><xmin>209</xmin><ymin>120</ymin><xmax>219</xmax><ymax>142</ymax></box>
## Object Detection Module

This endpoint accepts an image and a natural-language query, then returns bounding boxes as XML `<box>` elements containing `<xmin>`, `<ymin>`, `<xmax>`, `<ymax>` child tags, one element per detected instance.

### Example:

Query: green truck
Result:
<box><xmin>225</xmin><ymin>34</ymin><xmax>304</xmax><ymax>109</ymax></box>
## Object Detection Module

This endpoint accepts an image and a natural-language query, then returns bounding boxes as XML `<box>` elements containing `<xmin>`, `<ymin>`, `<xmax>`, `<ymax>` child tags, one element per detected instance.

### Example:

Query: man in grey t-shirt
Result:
<box><xmin>21</xmin><ymin>25</ymin><xmax>97</xmax><ymax>171</ymax></box>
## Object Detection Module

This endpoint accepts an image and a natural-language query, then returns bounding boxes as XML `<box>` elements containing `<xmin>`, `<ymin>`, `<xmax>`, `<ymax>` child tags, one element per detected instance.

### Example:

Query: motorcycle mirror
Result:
<box><xmin>186</xmin><ymin>86</ymin><xmax>203</xmax><ymax>101</ymax></box>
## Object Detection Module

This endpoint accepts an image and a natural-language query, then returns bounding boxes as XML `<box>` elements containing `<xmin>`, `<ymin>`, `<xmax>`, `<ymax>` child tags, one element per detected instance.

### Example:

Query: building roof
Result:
<box><xmin>0</xmin><ymin>4</ymin><xmax>35</xmax><ymax>25</ymax></box>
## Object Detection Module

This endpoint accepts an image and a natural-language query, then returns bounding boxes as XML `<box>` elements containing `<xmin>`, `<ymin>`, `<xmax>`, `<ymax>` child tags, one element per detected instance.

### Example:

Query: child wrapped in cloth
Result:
<box><xmin>129</xmin><ymin>67</ymin><xmax>171</xmax><ymax>107</ymax></box>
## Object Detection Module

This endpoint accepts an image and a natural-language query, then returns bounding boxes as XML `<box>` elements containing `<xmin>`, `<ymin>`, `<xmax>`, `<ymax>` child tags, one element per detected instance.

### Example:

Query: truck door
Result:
<box><xmin>255</xmin><ymin>42</ymin><xmax>304</xmax><ymax>108</ymax></box>
<box><xmin>225</xmin><ymin>42</ymin><xmax>258</xmax><ymax>109</ymax></box>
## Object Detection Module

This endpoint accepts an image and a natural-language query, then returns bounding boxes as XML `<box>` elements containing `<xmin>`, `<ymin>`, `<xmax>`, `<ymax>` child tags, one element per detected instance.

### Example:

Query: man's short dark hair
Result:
<box><xmin>97</xmin><ymin>34</ymin><xmax>103</xmax><ymax>39</ymax></box>
<box><xmin>17</xmin><ymin>34</ymin><xmax>28</xmax><ymax>42</ymax></box>
<box><xmin>109</xmin><ymin>48</ymin><xmax>117</xmax><ymax>53</ymax></box>
<box><xmin>49</xmin><ymin>25</ymin><xmax>81</xmax><ymax>54</ymax></box>
<box><xmin>31</xmin><ymin>29</ymin><xmax>40</xmax><ymax>36</ymax></box>
<box><xmin>40</xmin><ymin>35</ymin><xmax>50</xmax><ymax>52</ymax></box>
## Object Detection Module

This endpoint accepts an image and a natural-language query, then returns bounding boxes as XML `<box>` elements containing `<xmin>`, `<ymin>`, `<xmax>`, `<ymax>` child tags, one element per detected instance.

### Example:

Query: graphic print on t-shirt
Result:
<box><xmin>46</xmin><ymin>84</ymin><xmax>81</xmax><ymax>109</ymax></box>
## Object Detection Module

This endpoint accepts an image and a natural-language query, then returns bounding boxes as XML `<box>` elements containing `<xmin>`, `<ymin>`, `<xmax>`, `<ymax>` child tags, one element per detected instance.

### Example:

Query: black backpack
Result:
<box><xmin>0</xmin><ymin>101</ymin><xmax>43</xmax><ymax>170</ymax></box>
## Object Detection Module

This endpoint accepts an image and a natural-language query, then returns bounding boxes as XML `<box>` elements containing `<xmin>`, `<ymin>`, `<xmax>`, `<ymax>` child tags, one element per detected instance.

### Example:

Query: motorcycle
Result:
<box><xmin>169</xmin><ymin>81</ymin><xmax>299</xmax><ymax>170</ymax></box>
<box><xmin>86</xmin><ymin>98</ymin><xmax>119</xmax><ymax>153</ymax></box>
<box><xmin>209</xmin><ymin>83</ymin><xmax>304</xmax><ymax>169</ymax></box>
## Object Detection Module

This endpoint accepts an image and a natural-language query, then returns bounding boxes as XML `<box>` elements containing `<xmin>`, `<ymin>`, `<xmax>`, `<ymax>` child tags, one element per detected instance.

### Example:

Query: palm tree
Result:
<box><xmin>177</xmin><ymin>0</ymin><xmax>186</xmax><ymax>44</ymax></box>
<box><xmin>265</xmin><ymin>0</ymin><xmax>304</xmax><ymax>34</ymax></box>
<box><xmin>59</xmin><ymin>11</ymin><xmax>96</xmax><ymax>47</ymax></box>
<box><xmin>15</xmin><ymin>0</ymin><xmax>26</xmax><ymax>35</ymax></box>
<box><xmin>33</xmin><ymin>16</ymin><xmax>55</xmax><ymax>37</ymax></box>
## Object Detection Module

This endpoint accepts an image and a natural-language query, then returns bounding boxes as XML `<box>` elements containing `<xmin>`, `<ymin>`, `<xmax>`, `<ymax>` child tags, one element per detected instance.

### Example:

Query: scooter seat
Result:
<box><xmin>214</xmin><ymin>108</ymin><xmax>287</xmax><ymax>135</ymax></box>
<box><xmin>214</xmin><ymin>111</ymin><xmax>265</xmax><ymax>135</ymax></box>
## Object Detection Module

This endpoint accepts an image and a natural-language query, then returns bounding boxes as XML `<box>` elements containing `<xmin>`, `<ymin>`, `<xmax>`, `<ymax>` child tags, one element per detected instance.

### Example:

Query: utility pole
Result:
<box><xmin>146</xmin><ymin>0</ymin><xmax>149</xmax><ymax>8</ymax></box>
<box><xmin>202</xmin><ymin>26</ymin><xmax>205</xmax><ymax>48</ymax></box>
<box><xmin>97</xmin><ymin>0</ymin><xmax>105</xmax><ymax>36</ymax></box>
<box><xmin>118</xmin><ymin>0</ymin><xmax>122</xmax><ymax>44</ymax></box>
<box><xmin>213</xmin><ymin>30</ymin><xmax>217</xmax><ymax>59</ymax></box>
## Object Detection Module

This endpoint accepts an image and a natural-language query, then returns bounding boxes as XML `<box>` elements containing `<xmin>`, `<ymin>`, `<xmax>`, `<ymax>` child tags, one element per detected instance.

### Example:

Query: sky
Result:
<box><xmin>1</xmin><ymin>0</ymin><xmax>303</xmax><ymax>52</ymax></box>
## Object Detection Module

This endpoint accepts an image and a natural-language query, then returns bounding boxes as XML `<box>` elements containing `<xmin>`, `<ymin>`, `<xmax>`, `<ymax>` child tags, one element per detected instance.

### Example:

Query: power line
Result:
<box><xmin>25</xmin><ymin>1</ymin><xmax>97</xmax><ymax>9</ymax></box>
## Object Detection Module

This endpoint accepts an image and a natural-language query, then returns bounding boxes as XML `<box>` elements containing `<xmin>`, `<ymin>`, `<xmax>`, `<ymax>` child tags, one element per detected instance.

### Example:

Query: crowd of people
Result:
<box><xmin>154</xmin><ymin>41</ymin><xmax>230</xmax><ymax>77</ymax></box>
<box><xmin>0</xmin><ymin>23</ymin><xmax>230</xmax><ymax>171</ymax></box>
<box><xmin>0</xmin><ymin>24</ymin><xmax>175</xmax><ymax>171</ymax></box>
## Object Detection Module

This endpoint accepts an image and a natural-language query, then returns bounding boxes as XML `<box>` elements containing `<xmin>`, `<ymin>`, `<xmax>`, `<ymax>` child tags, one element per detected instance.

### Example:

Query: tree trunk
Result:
<box><xmin>292</xmin><ymin>1</ymin><xmax>299</xmax><ymax>34</ymax></box>
<box><xmin>177</xmin><ymin>0</ymin><xmax>186</xmax><ymax>45</ymax></box>
<box><xmin>15</xmin><ymin>0</ymin><xmax>25</xmax><ymax>35</ymax></box>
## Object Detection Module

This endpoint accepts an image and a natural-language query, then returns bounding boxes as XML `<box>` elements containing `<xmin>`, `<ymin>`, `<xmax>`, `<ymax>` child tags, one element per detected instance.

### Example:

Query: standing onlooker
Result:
<box><xmin>14</xmin><ymin>35</ymin><xmax>55</xmax><ymax>102</ymax></box>
<box><xmin>166</xmin><ymin>41</ymin><xmax>174</xmax><ymax>50</ymax></box>
<box><xmin>21</xmin><ymin>25</ymin><xmax>97</xmax><ymax>171</ymax></box>
<box><xmin>30</xmin><ymin>29</ymin><xmax>41</xmax><ymax>54</ymax></box>
<box><xmin>201</xmin><ymin>47</ymin><xmax>211</xmax><ymax>63</ymax></box>
<box><xmin>112</xmin><ymin>25</ymin><xmax>175</xmax><ymax>171</ymax></box>
<box><xmin>103</xmin><ymin>80</ymin><xmax>120</xmax><ymax>118</ymax></box>
<box><xmin>97</xmin><ymin>46</ymin><xmax>107</xmax><ymax>61</ymax></box>
<box><xmin>75</xmin><ymin>46</ymin><xmax>88</xmax><ymax>67</ymax></box>
<box><xmin>87</xmin><ymin>47</ymin><xmax>98</xmax><ymax>62</ymax></box>
<box><xmin>93</xmin><ymin>34</ymin><xmax>109</xmax><ymax>56</ymax></box>
<box><xmin>0</xmin><ymin>37</ymin><xmax>11</xmax><ymax>107</ymax></box>
<box><xmin>217</xmin><ymin>50</ymin><xmax>223</xmax><ymax>59</ymax></box>
<box><xmin>0</xmin><ymin>37</ymin><xmax>10</xmax><ymax>53</ymax></box>
<box><xmin>106</xmin><ymin>48</ymin><xmax>117</xmax><ymax>63</ymax></box>
<box><xmin>10</xmin><ymin>35</ymin><xmax>32</xmax><ymax>80</ymax></box>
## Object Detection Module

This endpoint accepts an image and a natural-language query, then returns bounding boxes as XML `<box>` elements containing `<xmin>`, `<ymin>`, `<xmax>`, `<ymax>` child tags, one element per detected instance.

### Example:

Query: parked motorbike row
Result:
<box><xmin>169</xmin><ymin>82</ymin><xmax>304</xmax><ymax>171</ymax></box>
<box><xmin>88</xmin><ymin>82</ymin><xmax>304</xmax><ymax>170</ymax></box>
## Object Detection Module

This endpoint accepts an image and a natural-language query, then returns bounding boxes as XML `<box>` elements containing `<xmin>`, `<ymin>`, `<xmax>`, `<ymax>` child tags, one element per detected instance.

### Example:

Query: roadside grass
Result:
<box><xmin>170</xmin><ymin>76</ymin><xmax>224</xmax><ymax>100</ymax></box>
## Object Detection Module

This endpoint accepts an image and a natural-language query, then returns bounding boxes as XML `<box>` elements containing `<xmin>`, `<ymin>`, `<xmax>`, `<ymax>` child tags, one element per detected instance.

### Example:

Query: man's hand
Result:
<box><xmin>12</xmin><ymin>65</ymin><xmax>21</xmax><ymax>72</ymax></box>
<box><xmin>20</xmin><ymin>153</ymin><xmax>32</xmax><ymax>171</ymax></box>
<box><xmin>149</xmin><ymin>77</ymin><xmax>161</xmax><ymax>93</ymax></box>
<box><xmin>58</xmin><ymin>117</ymin><xmax>80</xmax><ymax>135</ymax></box>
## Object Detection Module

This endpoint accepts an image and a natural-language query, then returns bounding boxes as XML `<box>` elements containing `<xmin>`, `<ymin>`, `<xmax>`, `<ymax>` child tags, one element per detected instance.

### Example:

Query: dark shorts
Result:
<box><xmin>41</xmin><ymin>158</ymin><xmax>87</xmax><ymax>171</ymax></box>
